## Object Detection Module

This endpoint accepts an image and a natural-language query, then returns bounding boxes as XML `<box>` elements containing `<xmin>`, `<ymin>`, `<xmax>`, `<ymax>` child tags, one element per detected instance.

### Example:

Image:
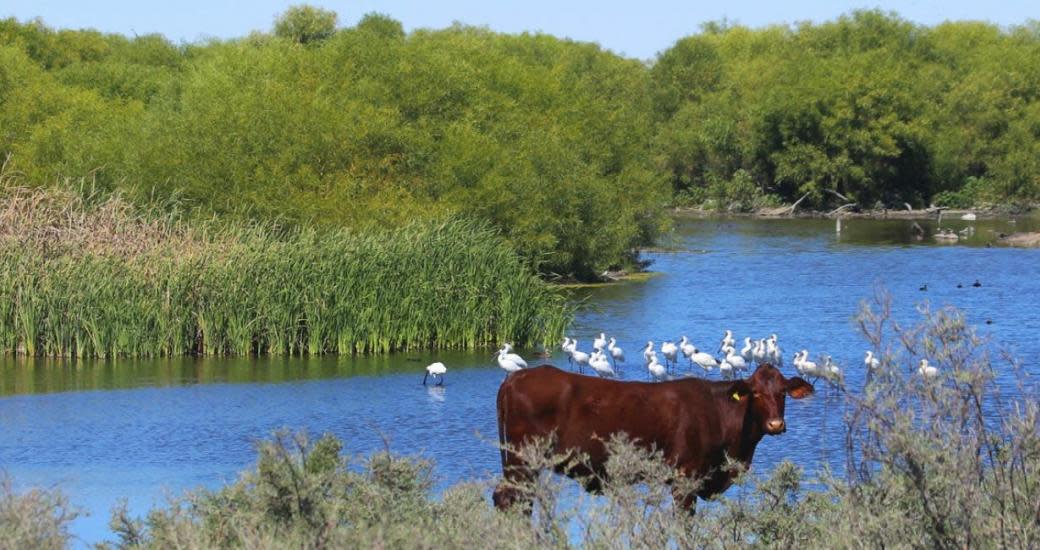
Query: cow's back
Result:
<box><xmin>496</xmin><ymin>366</ymin><xmax>725</xmax><ymax>470</ymax></box>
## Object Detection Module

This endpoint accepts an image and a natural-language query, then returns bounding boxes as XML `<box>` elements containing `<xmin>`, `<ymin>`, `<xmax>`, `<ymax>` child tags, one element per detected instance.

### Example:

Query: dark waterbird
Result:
<box><xmin>493</xmin><ymin>364</ymin><xmax>813</xmax><ymax>512</ymax></box>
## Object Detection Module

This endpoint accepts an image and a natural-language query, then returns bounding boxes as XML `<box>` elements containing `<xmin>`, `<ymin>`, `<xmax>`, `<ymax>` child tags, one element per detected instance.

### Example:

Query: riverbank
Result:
<box><xmin>673</xmin><ymin>204</ymin><xmax>1035</xmax><ymax>220</ymax></box>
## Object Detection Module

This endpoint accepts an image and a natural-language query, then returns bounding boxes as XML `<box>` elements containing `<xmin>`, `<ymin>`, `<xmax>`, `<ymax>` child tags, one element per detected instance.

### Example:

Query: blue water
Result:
<box><xmin>1</xmin><ymin>217</ymin><xmax>1038</xmax><ymax>546</ymax></box>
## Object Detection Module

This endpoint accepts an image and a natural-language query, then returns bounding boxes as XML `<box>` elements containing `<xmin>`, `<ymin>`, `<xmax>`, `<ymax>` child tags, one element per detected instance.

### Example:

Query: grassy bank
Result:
<box><xmin>0</xmin><ymin>187</ymin><xmax>570</xmax><ymax>357</ymax></box>
<box><xmin>2</xmin><ymin>299</ymin><xmax>1037</xmax><ymax>548</ymax></box>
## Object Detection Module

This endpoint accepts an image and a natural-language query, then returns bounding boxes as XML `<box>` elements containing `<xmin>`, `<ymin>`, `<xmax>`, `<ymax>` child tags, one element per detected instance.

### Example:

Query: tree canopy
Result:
<box><xmin>1</xmin><ymin>8</ymin><xmax>1039</xmax><ymax>278</ymax></box>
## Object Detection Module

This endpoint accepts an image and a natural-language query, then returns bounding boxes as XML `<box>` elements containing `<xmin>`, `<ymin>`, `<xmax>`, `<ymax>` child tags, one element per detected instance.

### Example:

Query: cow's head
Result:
<box><xmin>730</xmin><ymin>363</ymin><xmax>813</xmax><ymax>435</ymax></box>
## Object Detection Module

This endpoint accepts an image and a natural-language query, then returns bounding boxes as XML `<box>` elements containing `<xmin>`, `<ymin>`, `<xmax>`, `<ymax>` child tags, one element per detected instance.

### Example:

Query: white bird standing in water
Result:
<box><xmin>569</xmin><ymin>341</ymin><xmax>591</xmax><ymax>374</ymax></box>
<box><xmin>593</xmin><ymin>332</ymin><xmax>608</xmax><ymax>352</ymax></box>
<box><xmin>607</xmin><ymin>338</ymin><xmax>625</xmax><ymax>367</ymax></box>
<box><xmin>864</xmin><ymin>350</ymin><xmax>880</xmax><ymax>371</ymax></box>
<box><xmin>679</xmin><ymin>336</ymin><xmax>696</xmax><ymax>363</ymax></box>
<box><xmin>423</xmin><ymin>362</ymin><xmax>447</xmax><ymax>385</ymax></box>
<box><xmin>918</xmin><ymin>358</ymin><xmax>938</xmax><ymax>379</ymax></box>
<box><xmin>643</xmin><ymin>341</ymin><xmax>655</xmax><ymax>365</ymax></box>
<box><xmin>499</xmin><ymin>343</ymin><xmax>528</xmax><ymax>369</ymax></box>
<box><xmin>724</xmin><ymin>349</ymin><xmax>748</xmax><ymax>372</ymax></box>
<box><xmin>740</xmin><ymin>337</ymin><xmax>754</xmax><ymax>364</ymax></box>
<box><xmin>690</xmin><ymin>347</ymin><xmax>718</xmax><ymax>373</ymax></box>
<box><xmin>661</xmin><ymin>340</ymin><xmax>679</xmax><ymax>369</ymax></box>
<box><xmin>719</xmin><ymin>330</ymin><xmax>736</xmax><ymax>352</ymax></box>
<box><xmin>647</xmin><ymin>354</ymin><xmax>668</xmax><ymax>381</ymax></box>
<box><xmin>495</xmin><ymin>350</ymin><xmax>524</xmax><ymax>374</ymax></box>
<box><xmin>752</xmin><ymin>339</ymin><xmax>767</xmax><ymax>365</ymax></box>
<box><xmin>718</xmin><ymin>357</ymin><xmax>735</xmax><ymax>379</ymax></box>
<box><xmin>767</xmin><ymin>334</ymin><xmax>783</xmax><ymax>366</ymax></box>
<box><xmin>589</xmin><ymin>350</ymin><xmax>616</xmax><ymax>378</ymax></box>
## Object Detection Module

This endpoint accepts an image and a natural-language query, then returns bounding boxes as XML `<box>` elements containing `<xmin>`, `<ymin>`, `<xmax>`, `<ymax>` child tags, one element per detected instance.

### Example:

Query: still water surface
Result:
<box><xmin>2</xmin><ymin>216</ymin><xmax>1038</xmax><ymax>545</ymax></box>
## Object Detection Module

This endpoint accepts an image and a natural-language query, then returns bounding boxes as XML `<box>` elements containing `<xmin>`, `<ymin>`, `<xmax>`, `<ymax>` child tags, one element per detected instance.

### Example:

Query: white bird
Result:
<box><xmin>720</xmin><ymin>330</ymin><xmax>736</xmax><ymax>352</ymax></box>
<box><xmin>718</xmin><ymin>357</ymin><xmax>735</xmax><ymax>379</ymax></box>
<box><xmin>864</xmin><ymin>350</ymin><xmax>880</xmax><ymax>371</ymax></box>
<box><xmin>647</xmin><ymin>354</ymin><xmax>668</xmax><ymax>381</ymax></box>
<box><xmin>495</xmin><ymin>350</ymin><xmax>524</xmax><ymax>374</ymax></box>
<box><xmin>740</xmin><ymin>337</ymin><xmax>754</xmax><ymax>364</ymax></box>
<box><xmin>767</xmin><ymin>334</ymin><xmax>783</xmax><ymax>366</ymax></box>
<box><xmin>724</xmin><ymin>349</ymin><xmax>748</xmax><ymax>372</ymax></box>
<box><xmin>720</xmin><ymin>343</ymin><xmax>736</xmax><ymax>357</ymax></box>
<box><xmin>690</xmin><ymin>347</ymin><xmax>718</xmax><ymax>372</ymax></box>
<box><xmin>679</xmin><ymin>336</ymin><xmax>696</xmax><ymax>360</ymax></box>
<box><xmin>569</xmin><ymin>341</ymin><xmax>591</xmax><ymax>374</ymax></box>
<box><xmin>752</xmin><ymin>339</ymin><xmax>768</xmax><ymax>365</ymax></box>
<box><xmin>499</xmin><ymin>344</ymin><xmax>528</xmax><ymax>369</ymax></box>
<box><xmin>593</xmin><ymin>332</ymin><xmax>608</xmax><ymax>352</ymax></box>
<box><xmin>642</xmin><ymin>341</ymin><xmax>655</xmax><ymax>365</ymax></box>
<box><xmin>661</xmin><ymin>340</ymin><xmax>679</xmax><ymax>368</ymax></box>
<box><xmin>589</xmin><ymin>350</ymin><xmax>616</xmax><ymax>378</ymax></box>
<box><xmin>607</xmin><ymin>338</ymin><xmax>625</xmax><ymax>367</ymax></box>
<box><xmin>796</xmin><ymin>350</ymin><xmax>820</xmax><ymax>379</ymax></box>
<box><xmin>821</xmin><ymin>355</ymin><xmax>842</xmax><ymax>382</ymax></box>
<box><xmin>562</xmin><ymin>337</ymin><xmax>576</xmax><ymax>367</ymax></box>
<box><xmin>423</xmin><ymin>362</ymin><xmax>447</xmax><ymax>385</ymax></box>
<box><xmin>918</xmin><ymin>358</ymin><xmax>938</xmax><ymax>379</ymax></box>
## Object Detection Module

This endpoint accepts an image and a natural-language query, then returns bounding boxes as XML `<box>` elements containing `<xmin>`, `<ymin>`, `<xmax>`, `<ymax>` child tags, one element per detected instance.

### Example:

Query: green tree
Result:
<box><xmin>273</xmin><ymin>5</ymin><xmax>338</xmax><ymax>44</ymax></box>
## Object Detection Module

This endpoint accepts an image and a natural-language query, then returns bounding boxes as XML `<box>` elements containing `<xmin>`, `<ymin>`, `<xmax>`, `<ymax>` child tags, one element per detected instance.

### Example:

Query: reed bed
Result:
<box><xmin>0</xmin><ymin>186</ymin><xmax>570</xmax><ymax>358</ymax></box>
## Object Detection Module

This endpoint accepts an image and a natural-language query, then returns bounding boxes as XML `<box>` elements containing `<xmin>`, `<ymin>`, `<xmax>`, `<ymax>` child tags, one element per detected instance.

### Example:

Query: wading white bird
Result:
<box><xmin>918</xmin><ymin>358</ymin><xmax>938</xmax><ymax>379</ymax></box>
<box><xmin>661</xmin><ymin>340</ymin><xmax>679</xmax><ymax>368</ymax></box>
<box><xmin>569</xmin><ymin>341</ymin><xmax>591</xmax><ymax>374</ymax></box>
<box><xmin>767</xmin><ymin>334</ymin><xmax>783</xmax><ymax>366</ymax></box>
<box><xmin>593</xmin><ymin>332</ymin><xmax>608</xmax><ymax>352</ymax></box>
<box><xmin>795</xmin><ymin>350</ymin><xmax>820</xmax><ymax>379</ymax></box>
<box><xmin>423</xmin><ymin>362</ymin><xmax>447</xmax><ymax>385</ymax></box>
<box><xmin>607</xmin><ymin>337</ymin><xmax>625</xmax><ymax>367</ymax></box>
<box><xmin>679</xmin><ymin>336</ymin><xmax>696</xmax><ymax>362</ymax></box>
<box><xmin>499</xmin><ymin>343</ymin><xmax>528</xmax><ymax>369</ymax></box>
<box><xmin>724</xmin><ymin>349</ymin><xmax>747</xmax><ymax>372</ymax></box>
<box><xmin>864</xmin><ymin>350</ymin><xmax>880</xmax><ymax>371</ymax></box>
<box><xmin>740</xmin><ymin>337</ymin><xmax>754</xmax><ymax>364</ymax></box>
<box><xmin>495</xmin><ymin>350</ymin><xmax>524</xmax><ymax>374</ymax></box>
<box><xmin>690</xmin><ymin>347</ymin><xmax>718</xmax><ymax>372</ymax></box>
<box><xmin>718</xmin><ymin>356</ymin><xmax>735</xmax><ymax>379</ymax></box>
<box><xmin>821</xmin><ymin>355</ymin><xmax>842</xmax><ymax>382</ymax></box>
<box><xmin>589</xmin><ymin>350</ymin><xmax>616</xmax><ymax>378</ymax></box>
<box><xmin>647</xmin><ymin>354</ymin><xmax>668</xmax><ymax>381</ymax></box>
<box><xmin>719</xmin><ymin>330</ymin><xmax>736</xmax><ymax>353</ymax></box>
<box><xmin>643</xmin><ymin>341</ymin><xmax>655</xmax><ymax>365</ymax></box>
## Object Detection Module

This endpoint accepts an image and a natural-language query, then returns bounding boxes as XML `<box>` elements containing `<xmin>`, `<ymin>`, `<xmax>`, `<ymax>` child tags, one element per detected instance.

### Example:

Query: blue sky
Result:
<box><xmin>4</xmin><ymin>1</ymin><xmax>1038</xmax><ymax>59</ymax></box>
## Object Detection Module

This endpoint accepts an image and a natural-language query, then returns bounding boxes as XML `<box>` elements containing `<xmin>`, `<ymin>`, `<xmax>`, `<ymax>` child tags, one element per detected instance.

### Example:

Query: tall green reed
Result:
<box><xmin>0</xmin><ymin>187</ymin><xmax>570</xmax><ymax>358</ymax></box>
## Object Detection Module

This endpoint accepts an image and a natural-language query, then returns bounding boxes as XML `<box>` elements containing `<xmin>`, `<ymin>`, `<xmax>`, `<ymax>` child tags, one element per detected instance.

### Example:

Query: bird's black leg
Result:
<box><xmin>437</xmin><ymin>375</ymin><xmax>444</xmax><ymax>387</ymax></box>
<box><xmin>422</xmin><ymin>373</ymin><xmax>428</xmax><ymax>386</ymax></box>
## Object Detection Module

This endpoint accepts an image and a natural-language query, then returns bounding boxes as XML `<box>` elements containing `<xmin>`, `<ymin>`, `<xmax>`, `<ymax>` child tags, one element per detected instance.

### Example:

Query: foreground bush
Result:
<box><xmin>0</xmin><ymin>477</ymin><xmax>77</xmax><ymax>550</ymax></box>
<box><xmin>0</xmin><ymin>186</ymin><xmax>570</xmax><ymax>357</ymax></box>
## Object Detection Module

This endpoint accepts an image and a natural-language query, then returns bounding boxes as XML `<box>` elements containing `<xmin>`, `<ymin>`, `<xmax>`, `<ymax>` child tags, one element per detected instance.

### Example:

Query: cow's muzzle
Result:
<box><xmin>765</xmin><ymin>419</ymin><xmax>786</xmax><ymax>434</ymax></box>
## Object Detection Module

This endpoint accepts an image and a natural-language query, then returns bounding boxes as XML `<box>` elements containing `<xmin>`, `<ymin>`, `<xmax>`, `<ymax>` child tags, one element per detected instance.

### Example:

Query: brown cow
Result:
<box><xmin>493</xmin><ymin>363</ymin><xmax>813</xmax><ymax>511</ymax></box>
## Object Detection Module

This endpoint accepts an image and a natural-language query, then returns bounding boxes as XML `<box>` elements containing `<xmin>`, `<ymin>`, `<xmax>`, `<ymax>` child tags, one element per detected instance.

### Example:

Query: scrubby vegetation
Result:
<box><xmin>0</xmin><ymin>185</ymin><xmax>569</xmax><ymax>357</ymax></box>
<box><xmin>3</xmin><ymin>299</ymin><xmax>1035</xmax><ymax>547</ymax></box>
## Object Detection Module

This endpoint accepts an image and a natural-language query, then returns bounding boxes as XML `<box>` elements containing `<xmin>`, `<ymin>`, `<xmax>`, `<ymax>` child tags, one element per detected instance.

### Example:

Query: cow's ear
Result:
<box><xmin>785</xmin><ymin>377</ymin><xmax>814</xmax><ymax>399</ymax></box>
<box><xmin>729</xmin><ymin>381</ymin><xmax>752</xmax><ymax>402</ymax></box>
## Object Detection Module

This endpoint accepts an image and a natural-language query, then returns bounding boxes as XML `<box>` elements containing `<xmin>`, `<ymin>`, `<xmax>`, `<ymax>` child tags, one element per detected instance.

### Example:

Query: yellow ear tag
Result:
<box><xmin>732</xmin><ymin>391</ymin><xmax>742</xmax><ymax>401</ymax></box>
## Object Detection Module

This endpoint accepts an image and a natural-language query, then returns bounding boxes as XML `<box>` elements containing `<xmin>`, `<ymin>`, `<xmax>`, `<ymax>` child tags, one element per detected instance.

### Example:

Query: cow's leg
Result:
<box><xmin>672</xmin><ymin>484</ymin><xmax>698</xmax><ymax>515</ymax></box>
<box><xmin>493</xmin><ymin>461</ymin><xmax>535</xmax><ymax>513</ymax></box>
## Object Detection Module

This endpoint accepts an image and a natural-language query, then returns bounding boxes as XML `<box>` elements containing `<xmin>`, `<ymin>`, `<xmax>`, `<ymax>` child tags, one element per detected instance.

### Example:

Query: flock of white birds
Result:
<box><xmin>420</xmin><ymin>332</ymin><xmax>943</xmax><ymax>385</ymax></box>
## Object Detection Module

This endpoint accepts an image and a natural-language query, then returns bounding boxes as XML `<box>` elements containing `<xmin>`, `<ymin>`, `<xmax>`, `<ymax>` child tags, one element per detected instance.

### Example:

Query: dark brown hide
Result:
<box><xmin>493</xmin><ymin>363</ymin><xmax>813</xmax><ymax>511</ymax></box>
